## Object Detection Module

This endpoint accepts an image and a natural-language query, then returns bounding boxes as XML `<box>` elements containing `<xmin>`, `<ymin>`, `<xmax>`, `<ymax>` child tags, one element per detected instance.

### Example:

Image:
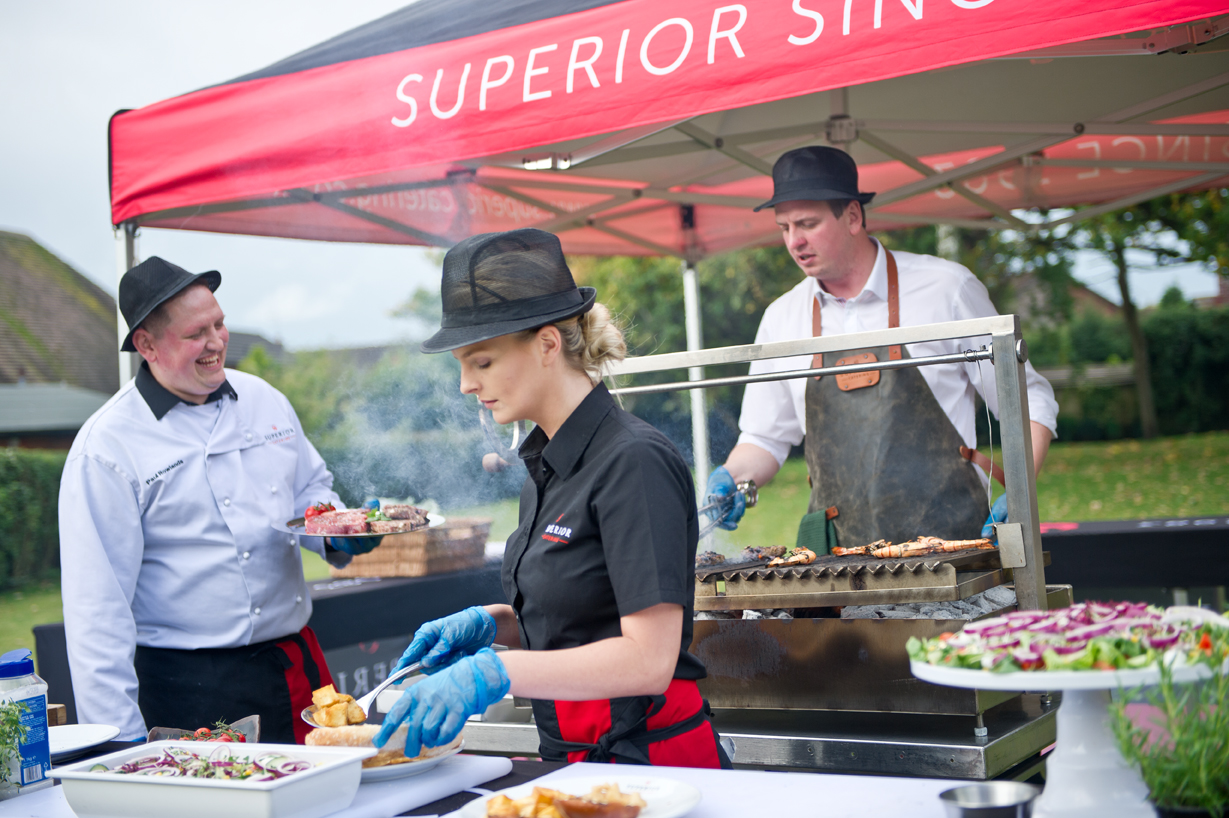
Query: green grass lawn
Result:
<box><xmin>0</xmin><ymin>578</ymin><xmax>62</xmax><ymax>665</ymax></box>
<box><xmin>8</xmin><ymin>432</ymin><xmax>1227</xmax><ymax>665</ymax></box>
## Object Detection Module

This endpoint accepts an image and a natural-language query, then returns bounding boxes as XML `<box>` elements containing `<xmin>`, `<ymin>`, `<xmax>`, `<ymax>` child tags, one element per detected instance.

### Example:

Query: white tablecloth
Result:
<box><xmin>443</xmin><ymin>762</ymin><xmax>958</xmax><ymax>818</ymax></box>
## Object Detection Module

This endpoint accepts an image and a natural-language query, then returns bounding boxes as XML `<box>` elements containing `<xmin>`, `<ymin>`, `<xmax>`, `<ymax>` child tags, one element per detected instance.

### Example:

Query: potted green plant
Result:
<box><xmin>0</xmin><ymin>700</ymin><xmax>29</xmax><ymax>800</ymax></box>
<box><xmin>1110</xmin><ymin>624</ymin><xmax>1229</xmax><ymax>818</ymax></box>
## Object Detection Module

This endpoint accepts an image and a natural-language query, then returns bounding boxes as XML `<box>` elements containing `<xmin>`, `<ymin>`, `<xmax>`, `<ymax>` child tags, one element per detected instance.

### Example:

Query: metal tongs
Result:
<box><xmin>301</xmin><ymin>661</ymin><xmax>422</xmax><ymax>728</ymax></box>
<box><xmin>697</xmin><ymin>480</ymin><xmax>758</xmax><ymax>539</ymax></box>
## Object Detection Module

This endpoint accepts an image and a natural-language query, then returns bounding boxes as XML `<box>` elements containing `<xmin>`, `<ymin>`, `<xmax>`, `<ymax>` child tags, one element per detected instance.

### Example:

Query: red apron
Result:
<box><xmin>535</xmin><ymin>679</ymin><xmax>729</xmax><ymax>768</ymax></box>
<box><xmin>271</xmin><ymin>627</ymin><xmax>334</xmax><ymax>745</ymax></box>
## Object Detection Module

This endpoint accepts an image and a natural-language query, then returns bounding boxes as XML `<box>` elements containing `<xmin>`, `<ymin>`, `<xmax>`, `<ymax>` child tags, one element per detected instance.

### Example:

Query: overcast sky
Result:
<box><xmin>0</xmin><ymin>2</ymin><xmax>1220</xmax><ymax>351</ymax></box>
<box><xmin>0</xmin><ymin>0</ymin><xmax>432</xmax><ymax>350</ymax></box>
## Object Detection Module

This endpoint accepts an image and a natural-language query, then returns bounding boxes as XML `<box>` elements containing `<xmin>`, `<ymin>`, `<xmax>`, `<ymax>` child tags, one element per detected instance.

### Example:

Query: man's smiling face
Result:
<box><xmin>135</xmin><ymin>284</ymin><xmax>229</xmax><ymax>404</ymax></box>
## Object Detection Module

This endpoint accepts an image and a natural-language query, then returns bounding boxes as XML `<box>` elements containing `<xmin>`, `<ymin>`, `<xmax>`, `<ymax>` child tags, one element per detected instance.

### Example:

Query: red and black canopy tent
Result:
<box><xmin>108</xmin><ymin>0</ymin><xmax>1229</xmax><ymax>474</ymax></box>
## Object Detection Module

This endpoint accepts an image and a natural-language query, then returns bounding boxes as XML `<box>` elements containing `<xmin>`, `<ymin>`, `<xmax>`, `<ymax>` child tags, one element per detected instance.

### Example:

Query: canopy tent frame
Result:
<box><xmin>110</xmin><ymin>3</ymin><xmax>1229</xmax><ymax>533</ymax></box>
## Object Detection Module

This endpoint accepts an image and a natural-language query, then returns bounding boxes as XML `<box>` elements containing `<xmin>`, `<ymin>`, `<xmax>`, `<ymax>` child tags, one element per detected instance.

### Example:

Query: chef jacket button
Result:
<box><xmin>253</xmin><ymin>607</ymin><xmax>261</xmax><ymax>615</ymax></box>
<box><xmin>270</xmin><ymin>485</ymin><xmax>277</xmax><ymax>494</ymax></box>
<box><xmin>245</xmin><ymin>432</ymin><xmax>253</xmax><ymax>441</ymax></box>
<box><xmin>242</xmin><ymin>551</ymin><xmax>251</xmax><ymax>560</ymax></box>
<box><xmin>223</xmin><ymin>497</ymin><xmax>231</xmax><ymax>507</ymax></box>
<box><xmin>295</xmin><ymin>595</ymin><xmax>303</xmax><ymax>604</ymax></box>
<box><xmin>288</xmin><ymin>535</ymin><xmax>295</xmax><ymax>545</ymax></box>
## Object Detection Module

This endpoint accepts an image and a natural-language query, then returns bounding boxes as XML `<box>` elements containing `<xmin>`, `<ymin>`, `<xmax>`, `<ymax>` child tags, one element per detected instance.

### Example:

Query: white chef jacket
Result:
<box><xmin>737</xmin><ymin>241</ymin><xmax>1059</xmax><ymax>467</ymax></box>
<box><xmin>59</xmin><ymin>367</ymin><xmax>347</xmax><ymax>739</ymax></box>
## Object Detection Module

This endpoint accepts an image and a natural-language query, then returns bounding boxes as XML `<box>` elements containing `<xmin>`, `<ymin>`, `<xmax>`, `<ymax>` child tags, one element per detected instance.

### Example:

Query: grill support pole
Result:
<box><xmin>114</xmin><ymin>221</ymin><xmax>138</xmax><ymax>387</ymax></box>
<box><xmin>682</xmin><ymin>260</ymin><xmax>711</xmax><ymax>502</ymax></box>
<box><xmin>992</xmin><ymin>324</ymin><xmax>1047</xmax><ymax>612</ymax></box>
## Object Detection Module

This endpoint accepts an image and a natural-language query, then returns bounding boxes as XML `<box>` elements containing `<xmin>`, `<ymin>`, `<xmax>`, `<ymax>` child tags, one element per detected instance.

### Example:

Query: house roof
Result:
<box><xmin>0</xmin><ymin>231</ymin><xmax>120</xmax><ymax>394</ymax></box>
<box><xmin>0</xmin><ymin>382</ymin><xmax>111</xmax><ymax>433</ymax></box>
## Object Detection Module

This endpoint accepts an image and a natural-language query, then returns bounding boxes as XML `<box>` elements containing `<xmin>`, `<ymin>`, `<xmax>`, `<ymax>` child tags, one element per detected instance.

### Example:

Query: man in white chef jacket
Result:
<box><xmin>59</xmin><ymin>257</ymin><xmax>379</xmax><ymax>743</ymax></box>
<box><xmin>705</xmin><ymin>147</ymin><xmax>1059</xmax><ymax>550</ymax></box>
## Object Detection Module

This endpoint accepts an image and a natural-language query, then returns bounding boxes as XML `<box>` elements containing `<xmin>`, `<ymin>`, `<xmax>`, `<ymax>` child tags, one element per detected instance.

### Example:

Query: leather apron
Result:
<box><xmin>803</xmin><ymin>250</ymin><xmax>988</xmax><ymax>548</ymax></box>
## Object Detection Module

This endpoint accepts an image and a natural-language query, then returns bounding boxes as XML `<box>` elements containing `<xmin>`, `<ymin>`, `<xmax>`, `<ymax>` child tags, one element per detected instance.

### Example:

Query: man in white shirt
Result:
<box><xmin>60</xmin><ymin>257</ymin><xmax>380</xmax><ymax>742</ymax></box>
<box><xmin>704</xmin><ymin>147</ymin><xmax>1057</xmax><ymax>549</ymax></box>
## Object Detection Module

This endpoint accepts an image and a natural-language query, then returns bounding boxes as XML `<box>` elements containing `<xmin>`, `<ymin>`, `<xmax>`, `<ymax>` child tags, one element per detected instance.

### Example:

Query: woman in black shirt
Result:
<box><xmin>374</xmin><ymin>228</ymin><xmax>727</xmax><ymax>768</ymax></box>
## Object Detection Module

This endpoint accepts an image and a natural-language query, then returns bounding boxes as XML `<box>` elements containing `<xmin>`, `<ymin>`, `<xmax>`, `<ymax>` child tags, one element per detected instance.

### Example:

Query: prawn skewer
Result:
<box><xmin>833</xmin><ymin>537</ymin><xmax>995</xmax><ymax>559</ymax></box>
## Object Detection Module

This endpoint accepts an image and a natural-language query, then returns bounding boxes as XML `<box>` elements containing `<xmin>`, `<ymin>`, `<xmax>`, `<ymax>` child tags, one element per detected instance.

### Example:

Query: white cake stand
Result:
<box><xmin>911</xmin><ymin>659</ymin><xmax>1218</xmax><ymax>818</ymax></box>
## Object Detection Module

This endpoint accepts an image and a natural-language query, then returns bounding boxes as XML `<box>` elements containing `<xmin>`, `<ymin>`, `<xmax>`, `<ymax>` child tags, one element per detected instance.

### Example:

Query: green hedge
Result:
<box><xmin>1027</xmin><ymin>305</ymin><xmax>1229</xmax><ymax>441</ymax></box>
<box><xmin>1147</xmin><ymin>307</ymin><xmax>1229</xmax><ymax>436</ymax></box>
<box><xmin>0</xmin><ymin>449</ymin><xmax>66</xmax><ymax>585</ymax></box>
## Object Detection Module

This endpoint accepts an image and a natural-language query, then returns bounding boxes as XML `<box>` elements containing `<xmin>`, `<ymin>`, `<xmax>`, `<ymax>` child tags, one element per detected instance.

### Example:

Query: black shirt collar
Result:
<box><xmin>135</xmin><ymin>361</ymin><xmax>238</xmax><ymax>420</ymax></box>
<box><xmin>519</xmin><ymin>383</ymin><xmax>615</xmax><ymax>480</ymax></box>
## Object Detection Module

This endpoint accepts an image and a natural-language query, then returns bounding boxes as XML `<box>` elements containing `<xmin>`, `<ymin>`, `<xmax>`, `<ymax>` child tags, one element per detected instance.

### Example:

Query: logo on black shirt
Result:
<box><xmin>542</xmin><ymin>513</ymin><xmax>572</xmax><ymax>543</ymax></box>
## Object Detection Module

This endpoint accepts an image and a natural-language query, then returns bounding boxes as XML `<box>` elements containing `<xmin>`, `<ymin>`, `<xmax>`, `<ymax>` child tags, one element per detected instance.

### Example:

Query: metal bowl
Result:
<box><xmin>939</xmin><ymin>782</ymin><xmax>1042</xmax><ymax>818</ymax></box>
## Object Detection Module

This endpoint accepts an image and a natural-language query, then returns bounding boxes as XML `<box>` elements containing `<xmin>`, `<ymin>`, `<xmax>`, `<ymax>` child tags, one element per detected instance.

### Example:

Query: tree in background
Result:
<box><xmin>569</xmin><ymin>247</ymin><xmax>802</xmax><ymax>458</ymax></box>
<box><xmin>238</xmin><ymin>344</ymin><xmax>522</xmax><ymax>508</ymax></box>
<box><xmin>1070</xmin><ymin>189</ymin><xmax>1228</xmax><ymax>439</ymax></box>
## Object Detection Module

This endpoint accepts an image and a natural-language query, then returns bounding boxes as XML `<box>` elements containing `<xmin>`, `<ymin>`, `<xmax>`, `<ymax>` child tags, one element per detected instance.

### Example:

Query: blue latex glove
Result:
<box><xmin>393</xmin><ymin>607</ymin><xmax>497</xmax><ymax>675</ymax></box>
<box><xmin>982</xmin><ymin>494</ymin><xmax>1008</xmax><ymax>539</ymax></box>
<box><xmin>703</xmin><ymin>466</ymin><xmax>746</xmax><ymax>531</ymax></box>
<box><xmin>329</xmin><ymin>534</ymin><xmax>383</xmax><ymax>555</ymax></box>
<box><xmin>374</xmin><ymin>647</ymin><xmax>510</xmax><ymax>754</ymax></box>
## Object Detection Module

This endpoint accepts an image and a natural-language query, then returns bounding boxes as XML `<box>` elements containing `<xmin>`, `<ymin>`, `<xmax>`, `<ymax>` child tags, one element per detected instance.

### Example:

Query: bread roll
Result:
<box><xmin>305</xmin><ymin>725</ymin><xmax>460</xmax><ymax>768</ymax></box>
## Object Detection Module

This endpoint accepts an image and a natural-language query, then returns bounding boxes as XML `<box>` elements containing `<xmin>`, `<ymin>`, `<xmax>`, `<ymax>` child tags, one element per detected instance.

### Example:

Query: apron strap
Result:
<box><xmin>811</xmin><ymin>249</ymin><xmax>901</xmax><ymax>378</ymax></box>
<box><xmin>960</xmin><ymin>445</ymin><xmax>1006</xmax><ymax>487</ymax></box>
<box><xmin>886</xmin><ymin>251</ymin><xmax>901</xmax><ymax>361</ymax></box>
<box><xmin>536</xmin><ymin>696</ymin><xmax>712</xmax><ymax>765</ymax></box>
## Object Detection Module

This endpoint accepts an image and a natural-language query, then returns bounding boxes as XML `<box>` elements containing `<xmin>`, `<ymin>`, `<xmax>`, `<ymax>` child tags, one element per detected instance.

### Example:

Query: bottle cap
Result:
<box><xmin>0</xmin><ymin>649</ymin><xmax>34</xmax><ymax>679</ymax></box>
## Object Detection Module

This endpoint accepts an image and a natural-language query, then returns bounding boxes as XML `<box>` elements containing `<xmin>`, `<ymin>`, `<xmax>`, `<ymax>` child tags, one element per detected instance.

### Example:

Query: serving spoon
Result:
<box><xmin>301</xmin><ymin>661</ymin><xmax>423</xmax><ymax>728</ymax></box>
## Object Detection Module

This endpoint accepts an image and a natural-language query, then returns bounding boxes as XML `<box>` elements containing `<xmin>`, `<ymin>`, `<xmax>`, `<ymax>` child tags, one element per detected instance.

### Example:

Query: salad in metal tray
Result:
<box><xmin>906</xmin><ymin>602</ymin><xmax>1229</xmax><ymax>673</ymax></box>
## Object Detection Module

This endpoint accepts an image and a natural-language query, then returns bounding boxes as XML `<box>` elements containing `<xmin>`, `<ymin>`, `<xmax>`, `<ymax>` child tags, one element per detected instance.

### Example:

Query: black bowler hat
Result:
<box><xmin>421</xmin><ymin>229</ymin><xmax>595</xmax><ymax>354</ymax></box>
<box><xmin>119</xmin><ymin>257</ymin><xmax>221</xmax><ymax>351</ymax></box>
<box><xmin>754</xmin><ymin>146</ymin><xmax>876</xmax><ymax>212</ymax></box>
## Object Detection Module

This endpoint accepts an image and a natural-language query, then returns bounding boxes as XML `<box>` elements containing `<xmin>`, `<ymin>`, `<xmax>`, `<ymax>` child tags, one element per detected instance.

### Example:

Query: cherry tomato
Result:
<box><xmin>194</xmin><ymin>727</ymin><xmax>211</xmax><ymax>739</ymax></box>
<box><xmin>235</xmin><ymin>734</ymin><xmax>246</xmax><ymax>742</ymax></box>
<box><xmin>1199</xmin><ymin>633</ymin><xmax>1213</xmax><ymax>653</ymax></box>
<box><xmin>304</xmin><ymin>502</ymin><xmax>335</xmax><ymax>520</ymax></box>
<box><xmin>216</xmin><ymin>734</ymin><xmax>233</xmax><ymax>742</ymax></box>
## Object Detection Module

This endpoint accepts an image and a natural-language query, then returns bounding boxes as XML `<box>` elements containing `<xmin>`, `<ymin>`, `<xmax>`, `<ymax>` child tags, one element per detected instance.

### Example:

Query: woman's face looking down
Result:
<box><xmin>453</xmin><ymin>328</ymin><xmax>559</xmax><ymax>427</ymax></box>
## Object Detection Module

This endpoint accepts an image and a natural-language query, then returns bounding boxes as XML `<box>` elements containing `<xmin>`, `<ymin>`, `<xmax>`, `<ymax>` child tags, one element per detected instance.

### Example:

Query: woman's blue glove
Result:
<box><xmin>393</xmin><ymin>607</ymin><xmax>497</xmax><ymax>675</ymax></box>
<box><xmin>982</xmin><ymin>494</ymin><xmax>1008</xmax><ymax>539</ymax></box>
<box><xmin>703</xmin><ymin>466</ymin><xmax>746</xmax><ymax>531</ymax></box>
<box><xmin>373</xmin><ymin>647</ymin><xmax>510</xmax><ymax>755</ymax></box>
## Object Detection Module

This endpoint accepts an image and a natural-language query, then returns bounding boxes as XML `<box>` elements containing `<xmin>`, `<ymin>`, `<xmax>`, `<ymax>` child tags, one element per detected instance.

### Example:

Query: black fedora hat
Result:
<box><xmin>119</xmin><ymin>257</ymin><xmax>221</xmax><ymax>352</ymax></box>
<box><xmin>421</xmin><ymin>228</ymin><xmax>595</xmax><ymax>354</ymax></box>
<box><xmin>754</xmin><ymin>146</ymin><xmax>876</xmax><ymax>212</ymax></box>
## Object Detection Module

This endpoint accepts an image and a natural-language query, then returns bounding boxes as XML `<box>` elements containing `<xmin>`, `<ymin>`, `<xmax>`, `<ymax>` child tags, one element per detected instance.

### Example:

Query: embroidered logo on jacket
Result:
<box><xmin>541</xmin><ymin>513</ymin><xmax>573</xmax><ymax>543</ymax></box>
<box><xmin>264</xmin><ymin>425</ymin><xmax>297</xmax><ymax>444</ymax></box>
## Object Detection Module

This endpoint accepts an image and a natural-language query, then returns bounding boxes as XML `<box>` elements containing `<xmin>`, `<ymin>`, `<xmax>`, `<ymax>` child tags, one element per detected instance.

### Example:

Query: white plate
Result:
<box><xmin>49</xmin><ymin>723</ymin><xmax>121</xmax><ymax>761</ymax></box>
<box><xmin>910</xmin><ymin>658</ymin><xmax>1223</xmax><ymax>691</ymax></box>
<box><xmin>360</xmin><ymin>737</ymin><xmax>464</xmax><ymax>783</ymax></box>
<box><xmin>457</xmin><ymin>774</ymin><xmax>702</xmax><ymax>818</ymax></box>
